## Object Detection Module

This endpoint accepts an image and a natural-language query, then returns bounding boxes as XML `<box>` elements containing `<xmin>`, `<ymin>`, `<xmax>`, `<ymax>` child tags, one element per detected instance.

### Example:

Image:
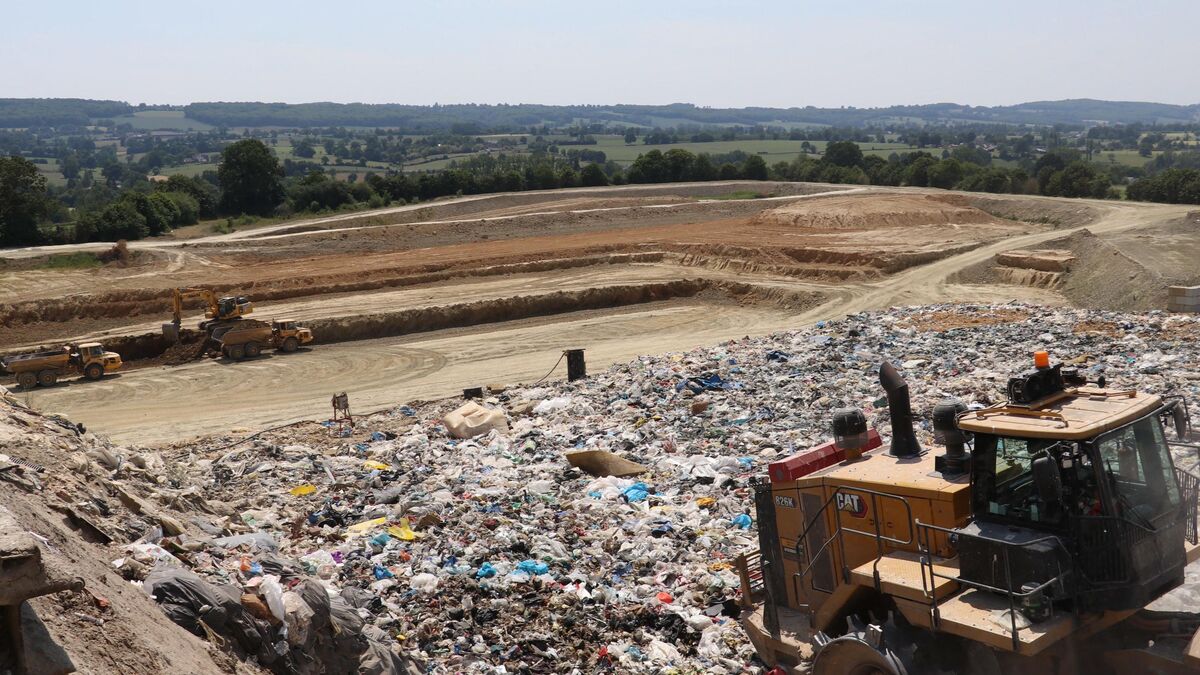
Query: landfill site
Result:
<box><xmin>3</xmin><ymin>181</ymin><xmax>1200</xmax><ymax>674</ymax></box>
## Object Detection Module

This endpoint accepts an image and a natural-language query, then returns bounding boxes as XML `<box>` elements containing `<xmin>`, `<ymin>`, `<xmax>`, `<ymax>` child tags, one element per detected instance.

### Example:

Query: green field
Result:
<box><xmin>158</xmin><ymin>162</ymin><xmax>219</xmax><ymax>177</ymax></box>
<box><xmin>31</xmin><ymin>158</ymin><xmax>68</xmax><ymax>187</ymax></box>
<box><xmin>400</xmin><ymin>136</ymin><xmax>924</xmax><ymax>172</ymax></box>
<box><xmin>1090</xmin><ymin>150</ymin><xmax>1157</xmax><ymax>168</ymax></box>
<box><xmin>580</xmin><ymin>136</ymin><xmax>916</xmax><ymax>164</ymax></box>
<box><xmin>111</xmin><ymin>110</ymin><xmax>214</xmax><ymax>131</ymax></box>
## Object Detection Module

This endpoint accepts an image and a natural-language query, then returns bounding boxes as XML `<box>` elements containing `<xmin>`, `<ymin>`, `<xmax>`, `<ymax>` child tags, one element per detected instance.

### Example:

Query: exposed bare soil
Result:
<box><xmin>0</xmin><ymin>183</ymin><xmax>1193</xmax><ymax>444</ymax></box>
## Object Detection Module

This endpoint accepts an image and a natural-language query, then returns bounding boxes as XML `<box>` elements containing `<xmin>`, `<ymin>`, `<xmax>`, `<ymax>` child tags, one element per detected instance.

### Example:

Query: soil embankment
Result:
<box><xmin>752</xmin><ymin>193</ymin><xmax>1001</xmax><ymax>229</ymax></box>
<box><xmin>953</xmin><ymin>229</ymin><xmax>1168</xmax><ymax>310</ymax></box>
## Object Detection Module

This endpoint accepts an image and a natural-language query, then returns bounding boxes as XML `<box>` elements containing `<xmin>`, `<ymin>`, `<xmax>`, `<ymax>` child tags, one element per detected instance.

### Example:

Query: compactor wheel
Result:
<box><xmin>281</xmin><ymin>337</ymin><xmax>299</xmax><ymax>353</ymax></box>
<box><xmin>16</xmin><ymin>372</ymin><xmax>37</xmax><ymax>389</ymax></box>
<box><xmin>244</xmin><ymin>342</ymin><xmax>261</xmax><ymax>358</ymax></box>
<box><xmin>228</xmin><ymin>345</ymin><xmax>245</xmax><ymax>360</ymax></box>
<box><xmin>37</xmin><ymin>370</ymin><xmax>58</xmax><ymax>386</ymax></box>
<box><xmin>84</xmin><ymin>363</ymin><xmax>104</xmax><ymax>380</ymax></box>
<box><xmin>813</xmin><ymin>636</ymin><xmax>906</xmax><ymax>675</ymax></box>
<box><xmin>813</xmin><ymin>614</ymin><xmax>968</xmax><ymax>675</ymax></box>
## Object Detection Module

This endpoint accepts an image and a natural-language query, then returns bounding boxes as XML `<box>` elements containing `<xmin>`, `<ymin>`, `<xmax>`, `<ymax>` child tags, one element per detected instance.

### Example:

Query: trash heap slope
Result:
<box><xmin>0</xmin><ymin>385</ymin><xmax>418</xmax><ymax>673</ymax></box>
<box><xmin>137</xmin><ymin>303</ymin><xmax>1200</xmax><ymax>674</ymax></box>
<box><xmin>0</xmin><ymin>390</ymin><xmax>250</xmax><ymax>675</ymax></box>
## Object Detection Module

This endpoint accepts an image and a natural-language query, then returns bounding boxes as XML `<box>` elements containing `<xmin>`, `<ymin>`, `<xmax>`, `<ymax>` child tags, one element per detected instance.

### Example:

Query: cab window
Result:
<box><xmin>1096</xmin><ymin>416</ymin><xmax>1180</xmax><ymax>523</ymax></box>
<box><xmin>973</xmin><ymin>435</ymin><xmax>1070</xmax><ymax>527</ymax></box>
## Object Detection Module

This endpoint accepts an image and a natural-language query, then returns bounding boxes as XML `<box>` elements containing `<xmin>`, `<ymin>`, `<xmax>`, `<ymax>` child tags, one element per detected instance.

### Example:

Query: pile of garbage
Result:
<box><xmin>12</xmin><ymin>303</ymin><xmax>1195</xmax><ymax>674</ymax></box>
<box><xmin>7</xmin><ymin>302</ymin><xmax>1190</xmax><ymax>667</ymax></box>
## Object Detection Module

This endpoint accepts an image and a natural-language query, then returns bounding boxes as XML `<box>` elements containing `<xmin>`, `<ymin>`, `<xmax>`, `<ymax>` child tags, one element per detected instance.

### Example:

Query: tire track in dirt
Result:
<box><xmin>25</xmin><ymin>301</ymin><xmax>795</xmax><ymax>444</ymax></box>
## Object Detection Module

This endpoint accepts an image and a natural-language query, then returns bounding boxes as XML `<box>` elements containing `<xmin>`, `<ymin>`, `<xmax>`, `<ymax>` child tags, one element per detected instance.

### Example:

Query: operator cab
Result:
<box><xmin>216</xmin><ymin>296</ymin><xmax>253</xmax><ymax>319</ymax></box>
<box><xmin>955</xmin><ymin>354</ymin><xmax>1191</xmax><ymax>612</ymax></box>
<box><xmin>76</xmin><ymin>343</ymin><xmax>104</xmax><ymax>359</ymax></box>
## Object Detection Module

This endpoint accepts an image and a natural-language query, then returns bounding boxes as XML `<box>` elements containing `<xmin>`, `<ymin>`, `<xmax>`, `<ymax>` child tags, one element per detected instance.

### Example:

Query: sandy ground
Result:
<box><xmin>1</xmin><ymin>184</ymin><xmax>1192</xmax><ymax>444</ymax></box>
<box><xmin>12</xmin><ymin>300</ymin><xmax>801</xmax><ymax>444</ymax></box>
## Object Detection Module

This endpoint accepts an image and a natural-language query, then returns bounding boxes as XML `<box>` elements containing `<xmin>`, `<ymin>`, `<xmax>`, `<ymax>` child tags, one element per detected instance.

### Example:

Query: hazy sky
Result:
<box><xmin>6</xmin><ymin>0</ymin><xmax>1198</xmax><ymax>108</ymax></box>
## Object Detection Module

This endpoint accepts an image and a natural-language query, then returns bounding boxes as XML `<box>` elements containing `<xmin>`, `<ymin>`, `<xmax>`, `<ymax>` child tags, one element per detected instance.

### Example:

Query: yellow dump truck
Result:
<box><xmin>213</xmin><ymin>319</ymin><xmax>313</xmax><ymax>360</ymax></box>
<box><xmin>1</xmin><ymin>342</ymin><xmax>122</xmax><ymax>388</ymax></box>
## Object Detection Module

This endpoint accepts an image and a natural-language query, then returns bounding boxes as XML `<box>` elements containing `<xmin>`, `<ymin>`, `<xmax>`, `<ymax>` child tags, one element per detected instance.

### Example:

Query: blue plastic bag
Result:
<box><xmin>516</xmin><ymin>560</ymin><xmax>549</xmax><ymax>575</ymax></box>
<box><xmin>732</xmin><ymin>514</ymin><xmax>753</xmax><ymax>529</ymax></box>
<box><xmin>621</xmin><ymin>482</ymin><xmax>649</xmax><ymax>502</ymax></box>
<box><xmin>476</xmin><ymin>562</ymin><xmax>497</xmax><ymax>579</ymax></box>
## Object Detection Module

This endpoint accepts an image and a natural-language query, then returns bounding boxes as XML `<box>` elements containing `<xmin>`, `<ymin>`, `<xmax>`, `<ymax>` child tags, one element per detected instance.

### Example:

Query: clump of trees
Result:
<box><xmin>0</xmin><ymin>156</ymin><xmax>52</xmax><ymax>246</ymax></box>
<box><xmin>1127</xmin><ymin>168</ymin><xmax>1200</xmax><ymax>203</ymax></box>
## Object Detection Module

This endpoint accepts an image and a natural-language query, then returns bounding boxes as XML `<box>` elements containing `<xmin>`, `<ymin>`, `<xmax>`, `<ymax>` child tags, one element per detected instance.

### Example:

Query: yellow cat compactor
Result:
<box><xmin>737</xmin><ymin>353</ymin><xmax>1200</xmax><ymax>674</ymax></box>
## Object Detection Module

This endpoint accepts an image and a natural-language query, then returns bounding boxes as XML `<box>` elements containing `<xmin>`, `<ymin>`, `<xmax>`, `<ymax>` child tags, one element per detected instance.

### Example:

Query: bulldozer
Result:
<box><xmin>736</xmin><ymin>352</ymin><xmax>1200</xmax><ymax>674</ymax></box>
<box><xmin>161</xmin><ymin>287</ymin><xmax>253</xmax><ymax>343</ymax></box>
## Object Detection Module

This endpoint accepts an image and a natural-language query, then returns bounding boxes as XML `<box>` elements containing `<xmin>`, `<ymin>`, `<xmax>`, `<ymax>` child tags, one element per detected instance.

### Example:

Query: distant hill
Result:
<box><xmin>180</xmin><ymin>99</ymin><xmax>1200</xmax><ymax>129</ymax></box>
<box><xmin>2</xmin><ymin>98</ymin><xmax>1198</xmax><ymax>131</ymax></box>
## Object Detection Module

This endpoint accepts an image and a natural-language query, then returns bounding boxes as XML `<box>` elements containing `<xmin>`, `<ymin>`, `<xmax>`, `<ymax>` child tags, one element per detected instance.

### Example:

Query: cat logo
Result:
<box><xmin>835</xmin><ymin>492</ymin><xmax>868</xmax><ymax>518</ymax></box>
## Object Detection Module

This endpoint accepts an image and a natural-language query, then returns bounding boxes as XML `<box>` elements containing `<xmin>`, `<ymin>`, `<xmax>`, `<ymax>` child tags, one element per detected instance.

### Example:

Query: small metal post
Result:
<box><xmin>565</xmin><ymin>349</ymin><xmax>586</xmax><ymax>382</ymax></box>
<box><xmin>331</xmin><ymin>392</ymin><xmax>353</xmax><ymax>432</ymax></box>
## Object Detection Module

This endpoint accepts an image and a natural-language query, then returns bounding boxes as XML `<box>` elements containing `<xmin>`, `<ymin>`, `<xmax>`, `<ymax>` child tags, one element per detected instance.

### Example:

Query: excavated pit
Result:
<box><xmin>0</xmin><ymin>252</ymin><xmax>666</xmax><ymax>332</ymax></box>
<box><xmin>2</xmin><ymin>281</ymin><xmax>825</xmax><ymax>369</ymax></box>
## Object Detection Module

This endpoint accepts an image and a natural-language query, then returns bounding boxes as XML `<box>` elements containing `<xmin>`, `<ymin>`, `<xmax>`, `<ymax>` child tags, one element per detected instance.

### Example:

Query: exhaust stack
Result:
<box><xmin>933</xmin><ymin>398</ymin><xmax>970</xmax><ymax>476</ymax></box>
<box><xmin>879</xmin><ymin>362</ymin><xmax>922</xmax><ymax>458</ymax></box>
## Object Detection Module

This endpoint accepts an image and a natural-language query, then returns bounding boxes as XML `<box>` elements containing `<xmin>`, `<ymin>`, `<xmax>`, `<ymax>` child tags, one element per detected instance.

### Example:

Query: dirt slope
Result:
<box><xmin>752</xmin><ymin>193</ymin><xmax>1001</xmax><ymax>229</ymax></box>
<box><xmin>0</xmin><ymin>387</ymin><xmax>251</xmax><ymax>674</ymax></box>
<box><xmin>953</xmin><ymin>229</ymin><xmax>1169</xmax><ymax>311</ymax></box>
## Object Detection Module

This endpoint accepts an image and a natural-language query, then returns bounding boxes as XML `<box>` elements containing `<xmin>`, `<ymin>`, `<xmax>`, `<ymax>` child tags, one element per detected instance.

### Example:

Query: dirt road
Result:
<box><xmin>8</xmin><ymin>187</ymin><xmax>1188</xmax><ymax>444</ymax></box>
<box><xmin>23</xmin><ymin>300</ymin><xmax>807</xmax><ymax>444</ymax></box>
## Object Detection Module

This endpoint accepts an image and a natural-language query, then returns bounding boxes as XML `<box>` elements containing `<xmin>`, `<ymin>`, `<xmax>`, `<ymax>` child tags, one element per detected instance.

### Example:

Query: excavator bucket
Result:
<box><xmin>161</xmin><ymin>322</ymin><xmax>180</xmax><ymax>343</ymax></box>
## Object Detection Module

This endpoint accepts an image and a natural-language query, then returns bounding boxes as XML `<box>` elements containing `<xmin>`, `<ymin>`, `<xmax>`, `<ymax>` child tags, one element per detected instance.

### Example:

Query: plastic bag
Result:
<box><xmin>260</xmin><ymin>574</ymin><xmax>286</xmax><ymax>624</ymax></box>
<box><xmin>410</xmin><ymin>573</ymin><xmax>439</xmax><ymax>593</ymax></box>
<box><xmin>621</xmin><ymin>482</ymin><xmax>649</xmax><ymax>502</ymax></box>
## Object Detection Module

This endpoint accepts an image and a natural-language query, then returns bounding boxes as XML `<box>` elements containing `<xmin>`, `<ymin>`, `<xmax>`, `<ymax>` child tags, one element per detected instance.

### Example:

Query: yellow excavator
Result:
<box><xmin>161</xmin><ymin>287</ymin><xmax>254</xmax><ymax>343</ymax></box>
<box><xmin>737</xmin><ymin>352</ymin><xmax>1200</xmax><ymax>674</ymax></box>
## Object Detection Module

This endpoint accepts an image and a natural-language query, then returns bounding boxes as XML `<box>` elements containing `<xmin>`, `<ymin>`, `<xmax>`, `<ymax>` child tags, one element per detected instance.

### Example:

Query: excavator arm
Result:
<box><xmin>162</xmin><ymin>288</ymin><xmax>222</xmax><ymax>342</ymax></box>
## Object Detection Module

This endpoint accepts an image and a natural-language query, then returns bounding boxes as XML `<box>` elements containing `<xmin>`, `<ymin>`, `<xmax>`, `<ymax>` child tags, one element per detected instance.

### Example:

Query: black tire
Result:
<box><xmin>244</xmin><ymin>341</ymin><xmax>261</xmax><ymax>358</ymax></box>
<box><xmin>228</xmin><ymin>344</ymin><xmax>245</xmax><ymax>360</ymax></box>
<box><xmin>814</xmin><ymin>614</ymin><xmax>973</xmax><ymax>675</ymax></box>
<box><xmin>38</xmin><ymin>370</ymin><xmax>58</xmax><ymax>387</ymax></box>
<box><xmin>16</xmin><ymin>372</ymin><xmax>37</xmax><ymax>389</ymax></box>
<box><xmin>813</xmin><ymin>636</ymin><xmax>905</xmax><ymax>675</ymax></box>
<box><xmin>281</xmin><ymin>337</ymin><xmax>299</xmax><ymax>353</ymax></box>
<box><xmin>84</xmin><ymin>363</ymin><xmax>104</xmax><ymax>381</ymax></box>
